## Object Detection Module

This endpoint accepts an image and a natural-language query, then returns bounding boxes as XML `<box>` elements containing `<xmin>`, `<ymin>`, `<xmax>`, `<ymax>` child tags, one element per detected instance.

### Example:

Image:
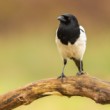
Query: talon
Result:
<box><xmin>76</xmin><ymin>71</ymin><xmax>85</xmax><ymax>76</ymax></box>
<box><xmin>57</xmin><ymin>73</ymin><xmax>66</xmax><ymax>82</ymax></box>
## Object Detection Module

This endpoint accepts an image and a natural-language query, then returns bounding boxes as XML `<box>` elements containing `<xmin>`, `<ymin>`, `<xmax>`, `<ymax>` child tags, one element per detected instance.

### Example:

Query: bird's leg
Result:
<box><xmin>72</xmin><ymin>58</ymin><xmax>84</xmax><ymax>75</ymax></box>
<box><xmin>57</xmin><ymin>59</ymin><xmax>67</xmax><ymax>80</ymax></box>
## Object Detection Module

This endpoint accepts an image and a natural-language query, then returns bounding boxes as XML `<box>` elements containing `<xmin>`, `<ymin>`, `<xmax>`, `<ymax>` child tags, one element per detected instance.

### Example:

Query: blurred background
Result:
<box><xmin>0</xmin><ymin>0</ymin><xmax>110</xmax><ymax>110</ymax></box>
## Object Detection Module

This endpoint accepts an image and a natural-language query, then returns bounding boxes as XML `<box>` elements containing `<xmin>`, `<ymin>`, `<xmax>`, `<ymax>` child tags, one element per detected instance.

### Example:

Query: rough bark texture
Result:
<box><xmin>0</xmin><ymin>74</ymin><xmax>110</xmax><ymax>110</ymax></box>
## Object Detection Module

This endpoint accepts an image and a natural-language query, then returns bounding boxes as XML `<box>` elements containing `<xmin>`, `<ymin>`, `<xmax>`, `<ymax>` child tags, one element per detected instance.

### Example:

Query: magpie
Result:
<box><xmin>56</xmin><ymin>13</ymin><xmax>87</xmax><ymax>79</ymax></box>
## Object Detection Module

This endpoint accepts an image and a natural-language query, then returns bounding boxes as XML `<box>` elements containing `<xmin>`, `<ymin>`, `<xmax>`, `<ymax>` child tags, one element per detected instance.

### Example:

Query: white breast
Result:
<box><xmin>56</xmin><ymin>25</ymin><xmax>87</xmax><ymax>60</ymax></box>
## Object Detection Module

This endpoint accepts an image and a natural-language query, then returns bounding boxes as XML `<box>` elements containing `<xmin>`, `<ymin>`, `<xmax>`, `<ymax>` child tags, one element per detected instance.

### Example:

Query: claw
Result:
<box><xmin>57</xmin><ymin>73</ymin><xmax>66</xmax><ymax>82</ymax></box>
<box><xmin>76</xmin><ymin>71</ymin><xmax>85</xmax><ymax>76</ymax></box>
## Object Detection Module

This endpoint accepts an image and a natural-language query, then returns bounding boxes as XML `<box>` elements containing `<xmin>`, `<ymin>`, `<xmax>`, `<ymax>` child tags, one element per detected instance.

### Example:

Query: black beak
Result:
<box><xmin>57</xmin><ymin>15</ymin><xmax>66</xmax><ymax>22</ymax></box>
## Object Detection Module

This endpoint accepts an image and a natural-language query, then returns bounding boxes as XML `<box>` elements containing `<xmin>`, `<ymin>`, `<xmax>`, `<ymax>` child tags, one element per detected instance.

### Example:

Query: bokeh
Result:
<box><xmin>0</xmin><ymin>0</ymin><xmax>110</xmax><ymax>110</ymax></box>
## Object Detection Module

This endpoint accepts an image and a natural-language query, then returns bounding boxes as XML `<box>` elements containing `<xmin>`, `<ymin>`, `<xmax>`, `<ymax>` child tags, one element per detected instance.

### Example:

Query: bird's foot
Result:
<box><xmin>57</xmin><ymin>72</ymin><xmax>66</xmax><ymax>82</ymax></box>
<box><xmin>76</xmin><ymin>71</ymin><xmax>85</xmax><ymax>76</ymax></box>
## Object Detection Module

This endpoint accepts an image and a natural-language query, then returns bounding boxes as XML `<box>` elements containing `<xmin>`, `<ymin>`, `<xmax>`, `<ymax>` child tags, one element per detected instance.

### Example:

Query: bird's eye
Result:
<box><xmin>63</xmin><ymin>16</ymin><xmax>68</xmax><ymax>20</ymax></box>
<box><xmin>64</xmin><ymin>16</ymin><xmax>70</xmax><ymax>21</ymax></box>
<box><xmin>68</xmin><ymin>17</ymin><xmax>71</xmax><ymax>21</ymax></box>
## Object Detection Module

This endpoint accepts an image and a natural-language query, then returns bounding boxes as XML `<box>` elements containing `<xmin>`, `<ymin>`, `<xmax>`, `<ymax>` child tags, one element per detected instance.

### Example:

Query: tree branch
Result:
<box><xmin>0</xmin><ymin>74</ymin><xmax>110</xmax><ymax>110</ymax></box>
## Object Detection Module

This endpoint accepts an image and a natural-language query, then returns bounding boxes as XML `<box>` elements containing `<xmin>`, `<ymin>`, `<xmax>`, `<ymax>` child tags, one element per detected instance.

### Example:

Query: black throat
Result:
<box><xmin>57</xmin><ymin>23</ymin><xmax>80</xmax><ymax>45</ymax></box>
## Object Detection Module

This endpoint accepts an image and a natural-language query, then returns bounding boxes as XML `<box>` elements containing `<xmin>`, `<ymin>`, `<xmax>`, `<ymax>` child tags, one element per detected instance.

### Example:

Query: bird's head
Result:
<box><xmin>57</xmin><ymin>14</ymin><xmax>79</xmax><ymax>27</ymax></box>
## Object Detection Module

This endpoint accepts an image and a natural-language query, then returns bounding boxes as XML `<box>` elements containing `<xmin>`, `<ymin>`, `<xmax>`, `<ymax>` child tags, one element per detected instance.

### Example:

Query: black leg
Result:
<box><xmin>72</xmin><ymin>58</ymin><xmax>84</xmax><ymax>75</ymax></box>
<box><xmin>58</xmin><ymin>59</ymin><xmax>67</xmax><ymax>80</ymax></box>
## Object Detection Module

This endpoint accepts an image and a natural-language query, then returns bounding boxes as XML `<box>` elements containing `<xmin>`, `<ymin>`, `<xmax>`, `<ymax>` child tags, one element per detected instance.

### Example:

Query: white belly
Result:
<box><xmin>56</xmin><ymin>26</ymin><xmax>87</xmax><ymax>60</ymax></box>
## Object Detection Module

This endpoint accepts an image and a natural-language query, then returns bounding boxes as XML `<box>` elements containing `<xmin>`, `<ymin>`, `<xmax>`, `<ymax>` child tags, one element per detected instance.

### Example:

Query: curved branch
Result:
<box><xmin>0</xmin><ymin>75</ymin><xmax>110</xmax><ymax>110</ymax></box>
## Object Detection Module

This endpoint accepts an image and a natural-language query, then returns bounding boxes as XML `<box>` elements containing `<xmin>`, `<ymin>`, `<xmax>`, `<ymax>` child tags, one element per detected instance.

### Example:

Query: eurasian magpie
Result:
<box><xmin>56</xmin><ymin>13</ymin><xmax>87</xmax><ymax>79</ymax></box>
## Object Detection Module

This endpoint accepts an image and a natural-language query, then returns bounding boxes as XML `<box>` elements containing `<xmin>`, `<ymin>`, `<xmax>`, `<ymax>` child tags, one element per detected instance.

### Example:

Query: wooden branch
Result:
<box><xmin>0</xmin><ymin>74</ymin><xmax>110</xmax><ymax>110</ymax></box>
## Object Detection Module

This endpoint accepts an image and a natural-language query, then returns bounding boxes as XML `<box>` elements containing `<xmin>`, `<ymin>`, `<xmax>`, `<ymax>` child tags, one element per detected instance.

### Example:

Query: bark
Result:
<box><xmin>0</xmin><ymin>74</ymin><xmax>110</xmax><ymax>110</ymax></box>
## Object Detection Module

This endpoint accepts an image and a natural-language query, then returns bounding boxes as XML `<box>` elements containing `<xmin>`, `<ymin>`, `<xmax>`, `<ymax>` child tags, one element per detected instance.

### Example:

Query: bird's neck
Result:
<box><xmin>57</xmin><ymin>24</ymin><xmax>80</xmax><ymax>45</ymax></box>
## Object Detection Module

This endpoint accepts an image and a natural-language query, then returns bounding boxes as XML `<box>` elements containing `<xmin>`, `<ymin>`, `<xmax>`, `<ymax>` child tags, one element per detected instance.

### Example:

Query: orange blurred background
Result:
<box><xmin>0</xmin><ymin>0</ymin><xmax>110</xmax><ymax>35</ymax></box>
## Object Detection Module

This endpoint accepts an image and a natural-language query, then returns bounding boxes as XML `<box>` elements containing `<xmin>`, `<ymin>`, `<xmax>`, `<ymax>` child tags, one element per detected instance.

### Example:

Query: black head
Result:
<box><xmin>57</xmin><ymin>14</ymin><xmax>79</xmax><ymax>27</ymax></box>
<box><xmin>57</xmin><ymin>14</ymin><xmax>80</xmax><ymax>45</ymax></box>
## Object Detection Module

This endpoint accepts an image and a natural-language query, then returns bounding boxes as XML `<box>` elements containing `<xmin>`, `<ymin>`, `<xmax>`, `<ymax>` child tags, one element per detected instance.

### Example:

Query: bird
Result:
<box><xmin>55</xmin><ymin>13</ymin><xmax>87</xmax><ymax>79</ymax></box>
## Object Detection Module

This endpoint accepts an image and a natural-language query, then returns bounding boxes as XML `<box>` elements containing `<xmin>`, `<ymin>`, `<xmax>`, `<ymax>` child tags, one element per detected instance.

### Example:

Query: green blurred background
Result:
<box><xmin>0</xmin><ymin>0</ymin><xmax>110</xmax><ymax>110</ymax></box>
